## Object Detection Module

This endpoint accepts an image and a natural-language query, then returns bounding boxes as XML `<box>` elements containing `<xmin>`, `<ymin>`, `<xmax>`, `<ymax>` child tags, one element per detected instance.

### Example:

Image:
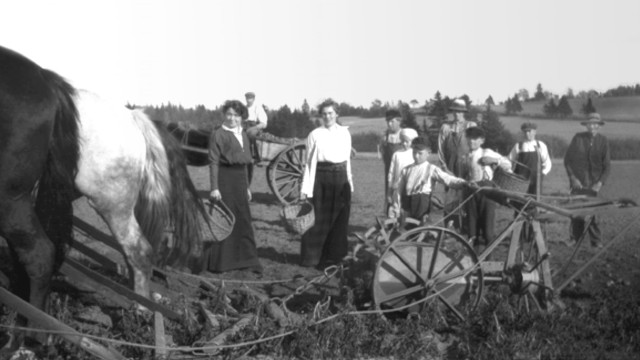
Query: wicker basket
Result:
<box><xmin>281</xmin><ymin>201</ymin><xmax>315</xmax><ymax>235</ymax></box>
<box><xmin>206</xmin><ymin>200</ymin><xmax>235</xmax><ymax>241</ymax></box>
<box><xmin>492</xmin><ymin>168</ymin><xmax>530</xmax><ymax>193</ymax></box>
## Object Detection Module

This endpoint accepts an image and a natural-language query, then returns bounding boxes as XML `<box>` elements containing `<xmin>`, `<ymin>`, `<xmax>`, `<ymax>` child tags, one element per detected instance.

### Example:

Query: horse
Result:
<box><xmin>0</xmin><ymin>46</ymin><xmax>208</xmax><ymax>348</ymax></box>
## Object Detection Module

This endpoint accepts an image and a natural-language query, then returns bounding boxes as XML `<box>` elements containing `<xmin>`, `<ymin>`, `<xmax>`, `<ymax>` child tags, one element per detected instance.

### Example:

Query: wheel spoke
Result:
<box><xmin>380</xmin><ymin>261</ymin><xmax>416</xmax><ymax>287</ymax></box>
<box><xmin>389</xmin><ymin>246</ymin><xmax>426</xmax><ymax>284</ymax></box>
<box><xmin>377</xmin><ymin>284</ymin><xmax>426</xmax><ymax>304</ymax></box>
<box><xmin>274</xmin><ymin>177</ymin><xmax>298</xmax><ymax>187</ymax></box>
<box><xmin>437</xmin><ymin>294</ymin><xmax>465</xmax><ymax>321</ymax></box>
<box><xmin>427</xmin><ymin>230</ymin><xmax>443</xmax><ymax>279</ymax></box>
<box><xmin>278</xmin><ymin>184</ymin><xmax>297</xmax><ymax>199</ymax></box>
<box><xmin>274</xmin><ymin>167</ymin><xmax>300</xmax><ymax>177</ymax></box>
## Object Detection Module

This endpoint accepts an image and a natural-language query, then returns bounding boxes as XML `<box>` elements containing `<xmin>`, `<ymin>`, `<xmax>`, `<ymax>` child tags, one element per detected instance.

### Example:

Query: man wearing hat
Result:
<box><xmin>244</xmin><ymin>92</ymin><xmax>268</xmax><ymax>183</ymax></box>
<box><xmin>437</xmin><ymin>98</ymin><xmax>476</xmax><ymax>230</ymax></box>
<box><xmin>508</xmin><ymin>121</ymin><xmax>552</xmax><ymax>197</ymax></box>
<box><xmin>244</xmin><ymin>91</ymin><xmax>268</xmax><ymax>137</ymax></box>
<box><xmin>378</xmin><ymin>109</ymin><xmax>404</xmax><ymax>213</ymax></box>
<box><xmin>564</xmin><ymin>112</ymin><xmax>611</xmax><ymax>247</ymax></box>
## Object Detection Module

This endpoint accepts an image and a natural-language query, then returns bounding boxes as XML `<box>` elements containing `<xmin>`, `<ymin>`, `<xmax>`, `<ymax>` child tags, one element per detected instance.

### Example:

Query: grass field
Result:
<box><xmin>493</xmin><ymin>95</ymin><xmax>640</xmax><ymax>121</ymax></box>
<box><xmin>342</xmin><ymin>114</ymin><xmax>640</xmax><ymax>145</ymax></box>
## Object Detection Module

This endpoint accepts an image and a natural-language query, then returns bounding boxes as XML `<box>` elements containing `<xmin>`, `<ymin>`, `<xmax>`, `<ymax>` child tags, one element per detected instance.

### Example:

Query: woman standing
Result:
<box><xmin>300</xmin><ymin>99</ymin><xmax>353</xmax><ymax>268</ymax></box>
<box><xmin>207</xmin><ymin>100</ymin><xmax>262</xmax><ymax>273</ymax></box>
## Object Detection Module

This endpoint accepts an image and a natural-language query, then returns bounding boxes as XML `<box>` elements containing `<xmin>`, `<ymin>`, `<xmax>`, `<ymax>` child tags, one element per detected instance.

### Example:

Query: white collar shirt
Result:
<box><xmin>221</xmin><ymin>124</ymin><xmax>243</xmax><ymax>148</ymax></box>
<box><xmin>397</xmin><ymin>161</ymin><xmax>465</xmax><ymax>197</ymax></box>
<box><xmin>508</xmin><ymin>140</ymin><xmax>552</xmax><ymax>175</ymax></box>
<box><xmin>301</xmin><ymin>124</ymin><xmax>353</xmax><ymax>197</ymax></box>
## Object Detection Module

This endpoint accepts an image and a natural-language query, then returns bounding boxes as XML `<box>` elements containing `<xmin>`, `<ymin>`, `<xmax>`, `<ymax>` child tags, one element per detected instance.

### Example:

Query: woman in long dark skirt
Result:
<box><xmin>207</xmin><ymin>100</ymin><xmax>262</xmax><ymax>273</ymax></box>
<box><xmin>300</xmin><ymin>99</ymin><xmax>353</xmax><ymax>269</ymax></box>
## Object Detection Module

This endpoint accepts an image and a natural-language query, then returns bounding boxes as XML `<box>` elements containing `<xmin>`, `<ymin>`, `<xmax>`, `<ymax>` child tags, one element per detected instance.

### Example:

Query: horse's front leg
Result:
<box><xmin>0</xmin><ymin>199</ymin><xmax>56</xmax><ymax>348</ymax></box>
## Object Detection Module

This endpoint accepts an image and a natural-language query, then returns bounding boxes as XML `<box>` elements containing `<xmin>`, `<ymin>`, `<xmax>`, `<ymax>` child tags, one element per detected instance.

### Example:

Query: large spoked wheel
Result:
<box><xmin>504</xmin><ymin>220</ymin><xmax>553</xmax><ymax>313</ymax></box>
<box><xmin>372</xmin><ymin>226</ymin><xmax>483</xmax><ymax>319</ymax></box>
<box><xmin>267</xmin><ymin>142</ymin><xmax>306</xmax><ymax>205</ymax></box>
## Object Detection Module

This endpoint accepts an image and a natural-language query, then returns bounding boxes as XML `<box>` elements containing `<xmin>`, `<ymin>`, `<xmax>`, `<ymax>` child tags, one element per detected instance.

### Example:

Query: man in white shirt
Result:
<box><xmin>508</xmin><ymin>122</ymin><xmax>552</xmax><ymax>198</ymax></box>
<box><xmin>245</xmin><ymin>92</ymin><xmax>268</xmax><ymax>137</ymax></box>
<box><xmin>244</xmin><ymin>92</ymin><xmax>269</xmax><ymax>182</ymax></box>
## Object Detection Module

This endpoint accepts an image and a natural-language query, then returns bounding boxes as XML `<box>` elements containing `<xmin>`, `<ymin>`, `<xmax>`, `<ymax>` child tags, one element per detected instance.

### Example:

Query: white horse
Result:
<box><xmin>74</xmin><ymin>91</ymin><xmax>207</xmax><ymax>297</ymax></box>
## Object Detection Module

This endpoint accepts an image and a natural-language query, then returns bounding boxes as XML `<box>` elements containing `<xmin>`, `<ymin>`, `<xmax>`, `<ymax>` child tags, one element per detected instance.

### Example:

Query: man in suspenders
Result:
<box><xmin>437</xmin><ymin>98</ymin><xmax>476</xmax><ymax>231</ymax></box>
<box><xmin>378</xmin><ymin>109</ymin><xmax>404</xmax><ymax>214</ymax></box>
<box><xmin>508</xmin><ymin>122</ymin><xmax>552</xmax><ymax>199</ymax></box>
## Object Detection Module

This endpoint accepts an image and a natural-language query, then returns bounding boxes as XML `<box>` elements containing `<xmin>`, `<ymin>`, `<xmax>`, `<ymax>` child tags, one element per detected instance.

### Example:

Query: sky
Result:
<box><xmin>2</xmin><ymin>0</ymin><xmax>640</xmax><ymax>109</ymax></box>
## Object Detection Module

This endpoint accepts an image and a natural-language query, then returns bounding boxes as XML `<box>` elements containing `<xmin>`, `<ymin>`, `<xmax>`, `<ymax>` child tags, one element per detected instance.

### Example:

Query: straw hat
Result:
<box><xmin>580</xmin><ymin>112</ymin><xmax>605</xmax><ymax>126</ymax></box>
<box><xmin>448</xmin><ymin>98</ymin><xmax>468</xmax><ymax>113</ymax></box>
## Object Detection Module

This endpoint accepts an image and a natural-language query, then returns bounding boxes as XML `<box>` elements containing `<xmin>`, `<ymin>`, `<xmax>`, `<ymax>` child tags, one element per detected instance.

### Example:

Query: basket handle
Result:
<box><xmin>205</xmin><ymin>199</ymin><xmax>233</xmax><ymax>218</ymax></box>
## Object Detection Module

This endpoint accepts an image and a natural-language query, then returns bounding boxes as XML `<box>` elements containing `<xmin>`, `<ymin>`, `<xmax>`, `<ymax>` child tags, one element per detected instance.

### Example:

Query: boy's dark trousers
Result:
<box><xmin>465</xmin><ymin>188</ymin><xmax>496</xmax><ymax>249</ymax></box>
<box><xmin>401</xmin><ymin>193</ymin><xmax>432</xmax><ymax>223</ymax></box>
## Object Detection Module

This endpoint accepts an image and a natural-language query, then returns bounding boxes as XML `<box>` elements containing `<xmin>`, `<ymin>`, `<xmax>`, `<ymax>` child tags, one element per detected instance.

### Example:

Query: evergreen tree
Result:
<box><xmin>398</xmin><ymin>101</ymin><xmax>419</xmax><ymax>132</ymax></box>
<box><xmin>534</xmin><ymin>83</ymin><xmax>546</xmax><ymax>101</ymax></box>
<box><xmin>511</xmin><ymin>93</ymin><xmax>523</xmax><ymax>113</ymax></box>
<box><xmin>485</xmin><ymin>95</ymin><xmax>495</xmax><ymax>111</ymax></box>
<box><xmin>543</xmin><ymin>98</ymin><xmax>558</xmax><ymax>117</ymax></box>
<box><xmin>556</xmin><ymin>96</ymin><xmax>573</xmax><ymax>118</ymax></box>
<box><xmin>301</xmin><ymin>99</ymin><xmax>310</xmax><ymax>114</ymax></box>
<box><xmin>480</xmin><ymin>109</ymin><xmax>513</xmax><ymax>154</ymax></box>
<box><xmin>505</xmin><ymin>96</ymin><xmax>514</xmax><ymax>115</ymax></box>
<box><xmin>581</xmin><ymin>97</ymin><xmax>596</xmax><ymax>115</ymax></box>
<box><xmin>425</xmin><ymin>91</ymin><xmax>450</xmax><ymax>152</ymax></box>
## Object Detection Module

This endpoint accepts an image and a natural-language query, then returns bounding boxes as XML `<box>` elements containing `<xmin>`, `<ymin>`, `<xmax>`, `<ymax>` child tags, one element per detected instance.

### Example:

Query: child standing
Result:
<box><xmin>386</xmin><ymin>128</ymin><xmax>419</xmax><ymax>218</ymax></box>
<box><xmin>394</xmin><ymin>137</ymin><xmax>467</xmax><ymax>223</ymax></box>
<box><xmin>462</xmin><ymin>127</ymin><xmax>512</xmax><ymax>252</ymax></box>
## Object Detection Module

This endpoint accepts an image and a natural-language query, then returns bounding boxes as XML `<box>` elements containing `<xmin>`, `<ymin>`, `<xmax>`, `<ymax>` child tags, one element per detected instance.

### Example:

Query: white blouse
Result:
<box><xmin>300</xmin><ymin>124</ymin><xmax>353</xmax><ymax>197</ymax></box>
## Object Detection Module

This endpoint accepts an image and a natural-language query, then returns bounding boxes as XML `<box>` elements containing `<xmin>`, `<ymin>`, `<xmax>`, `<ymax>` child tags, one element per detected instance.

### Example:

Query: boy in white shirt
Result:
<box><xmin>386</xmin><ymin>128</ymin><xmax>418</xmax><ymax>218</ymax></box>
<box><xmin>395</xmin><ymin>137</ymin><xmax>466</xmax><ymax>223</ymax></box>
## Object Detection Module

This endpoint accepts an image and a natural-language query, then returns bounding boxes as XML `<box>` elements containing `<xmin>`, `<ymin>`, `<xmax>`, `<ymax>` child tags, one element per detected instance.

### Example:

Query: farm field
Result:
<box><xmin>493</xmin><ymin>95</ymin><xmax>640</xmax><ymax>122</ymax></box>
<box><xmin>500</xmin><ymin>115</ymin><xmax>640</xmax><ymax>143</ymax></box>
<box><xmin>342</xmin><ymin>114</ymin><xmax>640</xmax><ymax>144</ymax></box>
<box><xmin>3</xmin><ymin>154</ymin><xmax>640</xmax><ymax>358</ymax></box>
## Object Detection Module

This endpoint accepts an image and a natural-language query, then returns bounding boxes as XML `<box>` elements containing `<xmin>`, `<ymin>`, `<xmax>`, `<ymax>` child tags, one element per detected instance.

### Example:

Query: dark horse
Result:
<box><xmin>0</xmin><ymin>46</ymin><xmax>208</xmax><ymax>349</ymax></box>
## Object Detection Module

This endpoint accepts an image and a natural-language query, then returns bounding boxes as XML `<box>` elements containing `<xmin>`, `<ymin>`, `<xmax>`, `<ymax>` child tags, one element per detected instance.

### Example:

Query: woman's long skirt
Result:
<box><xmin>206</xmin><ymin>164</ymin><xmax>262</xmax><ymax>272</ymax></box>
<box><xmin>301</xmin><ymin>162</ymin><xmax>351</xmax><ymax>267</ymax></box>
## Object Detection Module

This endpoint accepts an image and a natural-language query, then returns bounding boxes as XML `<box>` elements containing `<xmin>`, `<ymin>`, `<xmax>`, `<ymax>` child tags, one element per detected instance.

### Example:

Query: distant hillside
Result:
<box><xmin>493</xmin><ymin>95</ymin><xmax>640</xmax><ymax>122</ymax></box>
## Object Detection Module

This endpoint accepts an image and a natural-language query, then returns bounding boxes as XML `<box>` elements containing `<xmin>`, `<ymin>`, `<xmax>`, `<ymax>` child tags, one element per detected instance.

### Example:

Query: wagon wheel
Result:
<box><xmin>267</xmin><ymin>142</ymin><xmax>307</xmax><ymax>205</ymax></box>
<box><xmin>372</xmin><ymin>226</ymin><xmax>483</xmax><ymax>319</ymax></box>
<box><xmin>504</xmin><ymin>220</ymin><xmax>553</xmax><ymax>313</ymax></box>
<box><xmin>363</xmin><ymin>217</ymin><xmax>421</xmax><ymax>249</ymax></box>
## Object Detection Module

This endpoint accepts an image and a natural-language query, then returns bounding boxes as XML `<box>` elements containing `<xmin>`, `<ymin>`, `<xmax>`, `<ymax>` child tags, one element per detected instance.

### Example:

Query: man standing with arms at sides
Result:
<box><xmin>508</xmin><ymin>122</ymin><xmax>552</xmax><ymax>199</ymax></box>
<box><xmin>564</xmin><ymin>113</ymin><xmax>611</xmax><ymax>248</ymax></box>
<box><xmin>437</xmin><ymin>98</ymin><xmax>476</xmax><ymax>231</ymax></box>
<box><xmin>378</xmin><ymin>109</ymin><xmax>404</xmax><ymax>214</ymax></box>
<box><xmin>244</xmin><ymin>91</ymin><xmax>268</xmax><ymax>184</ymax></box>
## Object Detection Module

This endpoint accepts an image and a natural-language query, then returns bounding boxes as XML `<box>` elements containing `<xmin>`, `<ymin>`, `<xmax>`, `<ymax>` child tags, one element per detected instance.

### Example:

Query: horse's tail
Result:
<box><xmin>34</xmin><ymin>69</ymin><xmax>80</xmax><ymax>268</ymax></box>
<box><xmin>131</xmin><ymin>111</ymin><xmax>208</xmax><ymax>273</ymax></box>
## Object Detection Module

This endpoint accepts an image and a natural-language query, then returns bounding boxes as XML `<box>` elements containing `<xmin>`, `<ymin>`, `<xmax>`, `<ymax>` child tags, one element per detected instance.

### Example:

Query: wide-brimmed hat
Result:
<box><xmin>448</xmin><ymin>98</ymin><xmax>468</xmax><ymax>113</ymax></box>
<box><xmin>581</xmin><ymin>112</ymin><xmax>605</xmax><ymax>126</ymax></box>
<box><xmin>521</xmin><ymin>122</ymin><xmax>537</xmax><ymax>131</ymax></box>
